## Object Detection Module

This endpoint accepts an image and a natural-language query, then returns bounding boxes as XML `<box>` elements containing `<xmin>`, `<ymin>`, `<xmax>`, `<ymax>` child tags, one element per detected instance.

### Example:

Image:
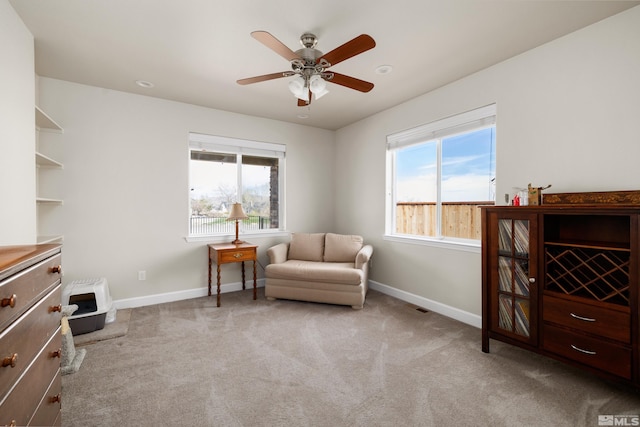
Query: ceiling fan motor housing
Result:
<box><xmin>299</xmin><ymin>33</ymin><xmax>318</xmax><ymax>48</ymax></box>
<box><xmin>294</xmin><ymin>47</ymin><xmax>323</xmax><ymax>63</ymax></box>
<box><xmin>292</xmin><ymin>46</ymin><xmax>326</xmax><ymax>77</ymax></box>
<box><xmin>294</xmin><ymin>33</ymin><xmax>327</xmax><ymax>72</ymax></box>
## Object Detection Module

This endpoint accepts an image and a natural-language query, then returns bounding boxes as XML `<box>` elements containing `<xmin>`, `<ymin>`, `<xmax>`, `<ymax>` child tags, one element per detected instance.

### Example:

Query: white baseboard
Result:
<box><xmin>369</xmin><ymin>280</ymin><xmax>481</xmax><ymax>329</ymax></box>
<box><xmin>112</xmin><ymin>278</ymin><xmax>480</xmax><ymax>330</ymax></box>
<box><xmin>113</xmin><ymin>279</ymin><xmax>266</xmax><ymax>310</ymax></box>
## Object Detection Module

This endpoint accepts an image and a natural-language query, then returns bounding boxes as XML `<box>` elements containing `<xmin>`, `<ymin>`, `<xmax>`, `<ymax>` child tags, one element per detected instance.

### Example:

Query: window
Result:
<box><xmin>188</xmin><ymin>133</ymin><xmax>285</xmax><ymax>238</ymax></box>
<box><xmin>386</xmin><ymin>104</ymin><xmax>496</xmax><ymax>244</ymax></box>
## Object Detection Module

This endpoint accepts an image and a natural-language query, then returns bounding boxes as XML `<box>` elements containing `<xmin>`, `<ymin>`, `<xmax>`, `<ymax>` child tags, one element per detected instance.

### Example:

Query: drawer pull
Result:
<box><xmin>50</xmin><ymin>393</ymin><xmax>61</xmax><ymax>404</ymax></box>
<box><xmin>49</xmin><ymin>304</ymin><xmax>62</xmax><ymax>313</ymax></box>
<box><xmin>570</xmin><ymin>313</ymin><xmax>596</xmax><ymax>322</ymax></box>
<box><xmin>51</xmin><ymin>265</ymin><xmax>63</xmax><ymax>274</ymax></box>
<box><xmin>1</xmin><ymin>294</ymin><xmax>16</xmax><ymax>308</ymax></box>
<box><xmin>50</xmin><ymin>348</ymin><xmax>62</xmax><ymax>359</ymax></box>
<box><xmin>233</xmin><ymin>253</ymin><xmax>244</xmax><ymax>258</ymax></box>
<box><xmin>571</xmin><ymin>344</ymin><xmax>596</xmax><ymax>355</ymax></box>
<box><xmin>1</xmin><ymin>353</ymin><xmax>18</xmax><ymax>368</ymax></box>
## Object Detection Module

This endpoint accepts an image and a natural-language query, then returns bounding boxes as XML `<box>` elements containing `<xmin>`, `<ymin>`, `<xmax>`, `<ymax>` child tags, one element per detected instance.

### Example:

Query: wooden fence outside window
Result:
<box><xmin>396</xmin><ymin>201</ymin><xmax>495</xmax><ymax>240</ymax></box>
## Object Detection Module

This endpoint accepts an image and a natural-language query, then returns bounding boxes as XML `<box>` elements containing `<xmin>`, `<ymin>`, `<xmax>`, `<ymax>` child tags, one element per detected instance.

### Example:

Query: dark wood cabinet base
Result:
<box><xmin>481</xmin><ymin>206</ymin><xmax>640</xmax><ymax>388</ymax></box>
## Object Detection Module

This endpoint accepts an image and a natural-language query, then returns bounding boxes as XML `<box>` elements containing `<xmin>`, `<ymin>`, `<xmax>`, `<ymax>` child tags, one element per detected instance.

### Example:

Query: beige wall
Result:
<box><xmin>335</xmin><ymin>6</ymin><xmax>640</xmax><ymax>318</ymax></box>
<box><xmin>37</xmin><ymin>78</ymin><xmax>335</xmax><ymax>302</ymax></box>
<box><xmin>0</xmin><ymin>0</ymin><xmax>36</xmax><ymax>245</ymax></box>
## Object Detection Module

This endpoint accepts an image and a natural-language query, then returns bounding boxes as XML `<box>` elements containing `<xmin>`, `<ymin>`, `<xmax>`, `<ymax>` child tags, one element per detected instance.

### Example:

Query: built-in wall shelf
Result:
<box><xmin>35</xmin><ymin>106</ymin><xmax>63</xmax><ymax>133</ymax></box>
<box><xmin>36</xmin><ymin>197</ymin><xmax>63</xmax><ymax>204</ymax></box>
<box><xmin>35</xmin><ymin>103</ymin><xmax>64</xmax><ymax>244</ymax></box>
<box><xmin>37</xmin><ymin>235</ymin><xmax>64</xmax><ymax>244</ymax></box>
<box><xmin>36</xmin><ymin>152</ymin><xmax>63</xmax><ymax>168</ymax></box>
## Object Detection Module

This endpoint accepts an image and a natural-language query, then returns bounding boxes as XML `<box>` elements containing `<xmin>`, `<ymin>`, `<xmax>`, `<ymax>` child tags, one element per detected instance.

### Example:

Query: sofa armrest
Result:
<box><xmin>267</xmin><ymin>243</ymin><xmax>289</xmax><ymax>264</ymax></box>
<box><xmin>355</xmin><ymin>245</ymin><xmax>373</xmax><ymax>270</ymax></box>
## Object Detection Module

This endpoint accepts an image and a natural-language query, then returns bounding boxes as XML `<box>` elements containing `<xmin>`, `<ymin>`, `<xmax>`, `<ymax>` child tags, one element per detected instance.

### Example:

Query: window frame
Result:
<box><xmin>384</xmin><ymin>104</ymin><xmax>496</xmax><ymax>252</ymax></box>
<box><xmin>186</xmin><ymin>132</ymin><xmax>287</xmax><ymax>242</ymax></box>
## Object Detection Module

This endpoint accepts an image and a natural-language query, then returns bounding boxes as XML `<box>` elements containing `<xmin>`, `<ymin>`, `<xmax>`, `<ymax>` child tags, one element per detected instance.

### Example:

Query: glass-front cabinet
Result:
<box><xmin>482</xmin><ymin>211</ymin><xmax>538</xmax><ymax>351</ymax></box>
<box><xmin>497</xmin><ymin>217</ymin><xmax>533</xmax><ymax>337</ymax></box>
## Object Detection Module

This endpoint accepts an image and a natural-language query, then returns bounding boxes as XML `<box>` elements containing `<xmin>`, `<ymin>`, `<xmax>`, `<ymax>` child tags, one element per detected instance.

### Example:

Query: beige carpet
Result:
<box><xmin>61</xmin><ymin>289</ymin><xmax>640</xmax><ymax>426</ymax></box>
<box><xmin>72</xmin><ymin>308</ymin><xmax>131</xmax><ymax>346</ymax></box>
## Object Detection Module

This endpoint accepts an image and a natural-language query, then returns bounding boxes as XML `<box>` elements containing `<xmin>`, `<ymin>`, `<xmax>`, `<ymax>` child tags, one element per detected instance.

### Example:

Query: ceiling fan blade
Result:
<box><xmin>318</xmin><ymin>34</ymin><xmax>375</xmax><ymax>67</ymax></box>
<box><xmin>251</xmin><ymin>31</ymin><xmax>301</xmax><ymax>61</ymax></box>
<box><xmin>327</xmin><ymin>72</ymin><xmax>374</xmax><ymax>93</ymax></box>
<box><xmin>237</xmin><ymin>72</ymin><xmax>290</xmax><ymax>85</ymax></box>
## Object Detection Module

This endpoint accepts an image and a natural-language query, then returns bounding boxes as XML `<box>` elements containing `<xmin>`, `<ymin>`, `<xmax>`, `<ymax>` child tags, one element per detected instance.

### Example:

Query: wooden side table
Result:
<box><xmin>208</xmin><ymin>242</ymin><xmax>258</xmax><ymax>307</ymax></box>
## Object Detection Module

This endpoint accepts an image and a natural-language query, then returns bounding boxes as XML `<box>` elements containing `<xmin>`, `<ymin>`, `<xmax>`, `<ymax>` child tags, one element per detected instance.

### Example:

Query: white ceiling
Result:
<box><xmin>10</xmin><ymin>1</ymin><xmax>638</xmax><ymax>130</ymax></box>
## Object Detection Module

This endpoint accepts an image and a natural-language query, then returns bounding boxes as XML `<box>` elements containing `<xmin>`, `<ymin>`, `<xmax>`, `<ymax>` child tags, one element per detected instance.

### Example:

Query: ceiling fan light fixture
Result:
<box><xmin>309</xmin><ymin>75</ymin><xmax>329</xmax><ymax>100</ymax></box>
<box><xmin>309</xmin><ymin>75</ymin><xmax>325</xmax><ymax>92</ymax></box>
<box><xmin>299</xmin><ymin>89</ymin><xmax>310</xmax><ymax>102</ymax></box>
<box><xmin>288</xmin><ymin>76</ymin><xmax>308</xmax><ymax>101</ymax></box>
<box><xmin>314</xmin><ymin>87</ymin><xmax>329</xmax><ymax>100</ymax></box>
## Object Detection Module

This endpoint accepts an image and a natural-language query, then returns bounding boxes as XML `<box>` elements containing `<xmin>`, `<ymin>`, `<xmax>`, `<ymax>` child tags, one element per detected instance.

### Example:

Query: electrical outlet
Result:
<box><xmin>505</xmin><ymin>193</ymin><xmax>509</xmax><ymax>203</ymax></box>
<box><xmin>138</xmin><ymin>270</ymin><xmax>146</xmax><ymax>281</ymax></box>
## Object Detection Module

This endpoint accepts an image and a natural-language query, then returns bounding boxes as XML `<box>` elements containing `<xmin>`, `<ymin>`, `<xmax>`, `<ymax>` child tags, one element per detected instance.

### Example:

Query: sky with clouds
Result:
<box><xmin>396</xmin><ymin>127</ymin><xmax>495</xmax><ymax>202</ymax></box>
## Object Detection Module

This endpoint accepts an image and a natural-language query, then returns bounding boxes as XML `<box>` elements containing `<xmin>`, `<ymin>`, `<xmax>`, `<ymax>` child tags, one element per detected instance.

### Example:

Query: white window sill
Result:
<box><xmin>185</xmin><ymin>230</ymin><xmax>290</xmax><ymax>244</ymax></box>
<box><xmin>383</xmin><ymin>234</ymin><xmax>481</xmax><ymax>254</ymax></box>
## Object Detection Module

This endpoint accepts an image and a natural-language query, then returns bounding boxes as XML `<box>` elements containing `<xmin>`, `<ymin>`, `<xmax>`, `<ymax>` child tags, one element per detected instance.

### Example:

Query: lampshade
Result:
<box><xmin>309</xmin><ymin>75</ymin><xmax>329</xmax><ymax>100</ymax></box>
<box><xmin>227</xmin><ymin>203</ymin><xmax>248</xmax><ymax>220</ymax></box>
<box><xmin>288</xmin><ymin>76</ymin><xmax>309</xmax><ymax>102</ymax></box>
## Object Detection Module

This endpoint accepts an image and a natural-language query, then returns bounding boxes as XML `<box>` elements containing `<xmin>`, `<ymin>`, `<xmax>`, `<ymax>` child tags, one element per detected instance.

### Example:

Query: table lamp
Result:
<box><xmin>227</xmin><ymin>203</ymin><xmax>248</xmax><ymax>244</ymax></box>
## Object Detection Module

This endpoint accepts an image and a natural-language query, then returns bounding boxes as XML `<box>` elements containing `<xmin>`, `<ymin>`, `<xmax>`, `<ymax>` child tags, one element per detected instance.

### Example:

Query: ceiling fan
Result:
<box><xmin>237</xmin><ymin>31</ymin><xmax>376</xmax><ymax>106</ymax></box>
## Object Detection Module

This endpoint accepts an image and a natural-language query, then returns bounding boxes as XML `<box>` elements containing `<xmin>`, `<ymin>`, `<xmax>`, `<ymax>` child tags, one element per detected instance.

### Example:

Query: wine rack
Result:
<box><xmin>545</xmin><ymin>243</ymin><xmax>630</xmax><ymax>306</ymax></box>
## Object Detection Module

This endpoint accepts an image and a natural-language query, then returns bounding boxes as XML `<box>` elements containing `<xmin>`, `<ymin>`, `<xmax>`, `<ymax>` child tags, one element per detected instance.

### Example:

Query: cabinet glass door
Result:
<box><xmin>497</xmin><ymin>218</ymin><xmax>531</xmax><ymax>338</ymax></box>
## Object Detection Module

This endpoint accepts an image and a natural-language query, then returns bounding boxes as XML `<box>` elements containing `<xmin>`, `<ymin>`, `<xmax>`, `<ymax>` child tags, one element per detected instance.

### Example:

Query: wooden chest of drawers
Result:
<box><xmin>0</xmin><ymin>244</ymin><xmax>63</xmax><ymax>426</ymax></box>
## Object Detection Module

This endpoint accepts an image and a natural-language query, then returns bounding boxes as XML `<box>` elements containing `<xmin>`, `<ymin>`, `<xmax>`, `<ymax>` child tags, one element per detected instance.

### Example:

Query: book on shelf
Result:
<box><xmin>498</xmin><ymin>295</ymin><xmax>513</xmax><ymax>331</ymax></box>
<box><xmin>513</xmin><ymin>220</ymin><xmax>529</xmax><ymax>256</ymax></box>
<box><xmin>515</xmin><ymin>299</ymin><xmax>530</xmax><ymax>337</ymax></box>
<box><xmin>498</xmin><ymin>220</ymin><xmax>512</xmax><ymax>252</ymax></box>
<box><xmin>498</xmin><ymin>257</ymin><xmax>512</xmax><ymax>292</ymax></box>
<box><xmin>514</xmin><ymin>261</ymin><xmax>530</xmax><ymax>296</ymax></box>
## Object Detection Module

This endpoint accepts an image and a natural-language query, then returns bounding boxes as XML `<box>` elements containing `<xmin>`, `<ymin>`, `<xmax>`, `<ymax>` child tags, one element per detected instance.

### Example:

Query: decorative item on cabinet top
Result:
<box><xmin>527</xmin><ymin>184</ymin><xmax>551</xmax><ymax>206</ymax></box>
<box><xmin>511</xmin><ymin>184</ymin><xmax>551</xmax><ymax>206</ymax></box>
<box><xmin>542</xmin><ymin>189</ymin><xmax>640</xmax><ymax>206</ymax></box>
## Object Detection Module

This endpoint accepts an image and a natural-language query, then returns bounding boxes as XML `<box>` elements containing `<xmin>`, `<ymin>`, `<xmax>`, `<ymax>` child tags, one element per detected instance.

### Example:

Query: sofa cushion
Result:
<box><xmin>265</xmin><ymin>260</ymin><xmax>363</xmax><ymax>285</ymax></box>
<box><xmin>288</xmin><ymin>233</ymin><xmax>325</xmax><ymax>262</ymax></box>
<box><xmin>323</xmin><ymin>233</ymin><xmax>364</xmax><ymax>262</ymax></box>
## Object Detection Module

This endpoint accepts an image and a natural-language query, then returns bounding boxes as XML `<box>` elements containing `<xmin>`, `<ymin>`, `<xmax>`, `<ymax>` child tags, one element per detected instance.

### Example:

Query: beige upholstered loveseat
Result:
<box><xmin>265</xmin><ymin>233</ymin><xmax>373</xmax><ymax>309</ymax></box>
